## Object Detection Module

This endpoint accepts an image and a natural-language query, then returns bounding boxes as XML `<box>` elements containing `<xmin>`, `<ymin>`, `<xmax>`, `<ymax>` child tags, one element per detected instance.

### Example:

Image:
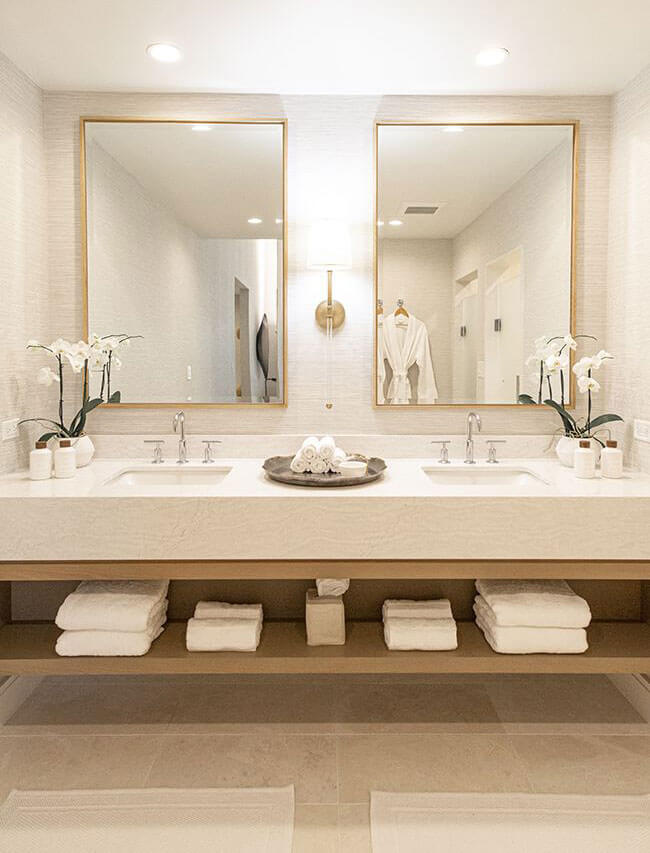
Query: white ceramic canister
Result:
<box><xmin>54</xmin><ymin>438</ymin><xmax>77</xmax><ymax>479</ymax></box>
<box><xmin>29</xmin><ymin>440</ymin><xmax>52</xmax><ymax>480</ymax></box>
<box><xmin>574</xmin><ymin>439</ymin><xmax>596</xmax><ymax>479</ymax></box>
<box><xmin>601</xmin><ymin>439</ymin><xmax>623</xmax><ymax>478</ymax></box>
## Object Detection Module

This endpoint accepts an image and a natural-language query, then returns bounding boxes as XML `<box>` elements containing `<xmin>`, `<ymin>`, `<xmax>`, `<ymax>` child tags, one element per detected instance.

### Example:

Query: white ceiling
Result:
<box><xmin>86</xmin><ymin>122</ymin><xmax>284</xmax><ymax>238</ymax></box>
<box><xmin>0</xmin><ymin>0</ymin><xmax>648</xmax><ymax>95</ymax></box>
<box><xmin>378</xmin><ymin>124</ymin><xmax>572</xmax><ymax>238</ymax></box>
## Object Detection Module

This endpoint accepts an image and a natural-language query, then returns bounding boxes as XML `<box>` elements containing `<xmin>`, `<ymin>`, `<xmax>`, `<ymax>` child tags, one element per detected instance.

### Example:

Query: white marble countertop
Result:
<box><xmin>1</xmin><ymin>455</ymin><xmax>650</xmax><ymax>499</ymax></box>
<box><xmin>1</xmin><ymin>456</ymin><xmax>649</xmax><ymax>561</ymax></box>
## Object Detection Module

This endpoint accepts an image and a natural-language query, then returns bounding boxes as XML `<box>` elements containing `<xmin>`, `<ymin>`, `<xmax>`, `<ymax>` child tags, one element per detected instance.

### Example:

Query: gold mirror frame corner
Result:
<box><xmin>372</xmin><ymin>119</ymin><xmax>579</xmax><ymax>411</ymax></box>
<box><xmin>80</xmin><ymin>116</ymin><xmax>288</xmax><ymax>409</ymax></box>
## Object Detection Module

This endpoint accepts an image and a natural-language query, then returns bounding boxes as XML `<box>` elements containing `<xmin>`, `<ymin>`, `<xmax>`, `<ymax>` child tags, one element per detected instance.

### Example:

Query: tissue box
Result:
<box><xmin>305</xmin><ymin>588</ymin><xmax>346</xmax><ymax>646</ymax></box>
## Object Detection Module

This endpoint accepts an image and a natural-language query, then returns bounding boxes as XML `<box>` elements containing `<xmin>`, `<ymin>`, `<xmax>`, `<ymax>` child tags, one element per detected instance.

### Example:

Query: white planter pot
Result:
<box><xmin>556</xmin><ymin>436</ymin><xmax>599</xmax><ymax>468</ymax></box>
<box><xmin>72</xmin><ymin>434</ymin><xmax>95</xmax><ymax>468</ymax></box>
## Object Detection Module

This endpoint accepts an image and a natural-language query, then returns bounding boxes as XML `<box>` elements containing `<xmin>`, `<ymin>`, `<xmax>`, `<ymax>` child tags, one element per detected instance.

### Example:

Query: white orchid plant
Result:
<box><xmin>20</xmin><ymin>333</ymin><xmax>140</xmax><ymax>442</ymax></box>
<box><xmin>518</xmin><ymin>333</ymin><xmax>623</xmax><ymax>443</ymax></box>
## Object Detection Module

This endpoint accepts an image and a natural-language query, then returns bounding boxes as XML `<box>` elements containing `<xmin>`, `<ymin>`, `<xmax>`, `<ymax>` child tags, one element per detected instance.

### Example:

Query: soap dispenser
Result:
<box><xmin>574</xmin><ymin>439</ymin><xmax>596</xmax><ymax>479</ymax></box>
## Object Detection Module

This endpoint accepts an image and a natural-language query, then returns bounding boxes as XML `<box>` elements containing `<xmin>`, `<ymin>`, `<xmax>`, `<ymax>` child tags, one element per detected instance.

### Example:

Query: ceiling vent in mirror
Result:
<box><xmin>399</xmin><ymin>202</ymin><xmax>446</xmax><ymax>216</ymax></box>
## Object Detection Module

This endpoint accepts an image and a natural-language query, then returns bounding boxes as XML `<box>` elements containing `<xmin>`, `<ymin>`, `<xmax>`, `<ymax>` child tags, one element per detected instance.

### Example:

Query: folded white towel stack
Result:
<box><xmin>186</xmin><ymin>600</ymin><xmax>263</xmax><ymax>652</ymax></box>
<box><xmin>290</xmin><ymin>435</ymin><xmax>348</xmax><ymax>474</ymax></box>
<box><xmin>474</xmin><ymin>579</ymin><xmax>591</xmax><ymax>654</ymax></box>
<box><xmin>475</xmin><ymin>579</ymin><xmax>591</xmax><ymax>628</ymax></box>
<box><xmin>382</xmin><ymin>598</ymin><xmax>457</xmax><ymax>651</ymax></box>
<box><xmin>55</xmin><ymin>580</ymin><xmax>169</xmax><ymax>657</ymax></box>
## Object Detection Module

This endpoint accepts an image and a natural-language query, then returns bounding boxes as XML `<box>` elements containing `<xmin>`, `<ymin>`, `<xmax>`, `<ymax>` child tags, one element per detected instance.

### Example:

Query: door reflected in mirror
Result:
<box><xmin>375</xmin><ymin>122</ymin><xmax>577</xmax><ymax>406</ymax></box>
<box><xmin>82</xmin><ymin>119</ymin><xmax>286</xmax><ymax>405</ymax></box>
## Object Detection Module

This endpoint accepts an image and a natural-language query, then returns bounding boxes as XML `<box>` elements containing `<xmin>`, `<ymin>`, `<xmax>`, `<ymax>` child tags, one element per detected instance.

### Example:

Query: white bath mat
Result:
<box><xmin>371</xmin><ymin>791</ymin><xmax>650</xmax><ymax>852</ymax></box>
<box><xmin>0</xmin><ymin>786</ymin><xmax>294</xmax><ymax>852</ymax></box>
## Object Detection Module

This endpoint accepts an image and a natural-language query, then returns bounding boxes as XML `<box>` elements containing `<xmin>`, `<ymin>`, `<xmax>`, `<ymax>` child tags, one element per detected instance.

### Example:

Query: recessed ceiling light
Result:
<box><xmin>475</xmin><ymin>47</ymin><xmax>509</xmax><ymax>67</ymax></box>
<box><xmin>146</xmin><ymin>43</ymin><xmax>182</xmax><ymax>63</ymax></box>
<box><xmin>275</xmin><ymin>218</ymin><xmax>283</xmax><ymax>224</ymax></box>
<box><xmin>191</xmin><ymin>124</ymin><xmax>212</xmax><ymax>132</ymax></box>
<box><xmin>388</xmin><ymin>219</ymin><xmax>403</xmax><ymax>226</ymax></box>
<box><xmin>248</xmin><ymin>217</ymin><xmax>262</xmax><ymax>224</ymax></box>
<box><xmin>442</xmin><ymin>126</ymin><xmax>464</xmax><ymax>133</ymax></box>
<box><xmin>377</xmin><ymin>220</ymin><xmax>384</xmax><ymax>226</ymax></box>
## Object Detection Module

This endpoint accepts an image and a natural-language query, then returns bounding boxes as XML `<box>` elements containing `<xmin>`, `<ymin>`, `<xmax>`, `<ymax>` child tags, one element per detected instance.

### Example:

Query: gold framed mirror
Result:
<box><xmin>81</xmin><ymin>117</ymin><xmax>287</xmax><ymax>407</ymax></box>
<box><xmin>374</xmin><ymin>121</ymin><xmax>578</xmax><ymax>408</ymax></box>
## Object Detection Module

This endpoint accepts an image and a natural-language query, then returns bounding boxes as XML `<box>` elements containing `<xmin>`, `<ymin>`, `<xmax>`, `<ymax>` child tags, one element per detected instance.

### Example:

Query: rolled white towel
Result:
<box><xmin>330</xmin><ymin>447</ymin><xmax>347</xmax><ymax>472</ymax></box>
<box><xmin>382</xmin><ymin>599</ymin><xmax>453</xmax><ymax>621</ymax></box>
<box><xmin>475</xmin><ymin>579</ymin><xmax>591</xmax><ymax>628</ymax></box>
<box><xmin>186</xmin><ymin>617</ymin><xmax>262</xmax><ymax>652</ymax></box>
<box><xmin>474</xmin><ymin>596</ymin><xmax>587</xmax><ymax>654</ymax></box>
<box><xmin>290</xmin><ymin>454</ymin><xmax>308</xmax><ymax>473</ymax></box>
<box><xmin>384</xmin><ymin>617</ymin><xmax>457</xmax><ymax>651</ymax></box>
<box><xmin>55</xmin><ymin>580</ymin><xmax>170</xmax><ymax>633</ymax></box>
<box><xmin>300</xmin><ymin>436</ymin><xmax>319</xmax><ymax>463</ymax></box>
<box><xmin>317</xmin><ymin>435</ymin><xmax>336</xmax><ymax>462</ymax></box>
<box><xmin>316</xmin><ymin>578</ymin><xmax>350</xmax><ymax>597</ymax></box>
<box><xmin>194</xmin><ymin>601</ymin><xmax>263</xmax><ymax>621</ymax></box>
<box><xmin>310</xmin><ymin>456</ymin><xmax>328</xmax><ymax>474</ymax></box>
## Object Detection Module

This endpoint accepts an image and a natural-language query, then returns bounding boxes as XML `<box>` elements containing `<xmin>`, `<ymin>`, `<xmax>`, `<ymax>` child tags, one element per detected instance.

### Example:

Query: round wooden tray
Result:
<box><xmin>263</xmin><ymin>455</ymin><xmax>387</xmax><ymax>487</ymax></box>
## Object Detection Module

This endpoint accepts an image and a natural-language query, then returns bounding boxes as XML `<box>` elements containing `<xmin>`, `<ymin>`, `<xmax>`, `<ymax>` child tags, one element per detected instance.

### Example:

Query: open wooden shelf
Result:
<box><xmin>1</xmin><ymin>620</ymin><xmax>649</xmax><ymax>675</ymax></box>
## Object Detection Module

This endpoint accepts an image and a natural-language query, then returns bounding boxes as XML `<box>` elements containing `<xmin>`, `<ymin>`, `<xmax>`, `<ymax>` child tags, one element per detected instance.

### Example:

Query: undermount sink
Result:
<box><xmin>102</xmin><ymin>465</ymin><xmax>232</xmax><ymax>495</ymax></box>
<box><xmin>422</xmin><ymin>465</ymin><xmax>549</xmax><ymax>488</ymax></box>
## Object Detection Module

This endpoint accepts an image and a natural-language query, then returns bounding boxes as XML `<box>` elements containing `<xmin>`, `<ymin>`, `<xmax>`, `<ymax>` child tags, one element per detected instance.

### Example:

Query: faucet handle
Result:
<box><xmin>202</xmin><ymin>439</ymin><xmax>222</xmax><ymax>464</ymax></box>
<box><xmin>431</xmin><ymin>440</ymin><xmax>451</xmax><ymax>464</ymax></box>
<box><xmin>144</xmin><ymin>439</ymin><xmax>165</xmax><ymax>464</ymax></box>
<box><xmin>486</xmin><ymin>439</ymin><xmax>506</xmax><ymax>463</ymax></box>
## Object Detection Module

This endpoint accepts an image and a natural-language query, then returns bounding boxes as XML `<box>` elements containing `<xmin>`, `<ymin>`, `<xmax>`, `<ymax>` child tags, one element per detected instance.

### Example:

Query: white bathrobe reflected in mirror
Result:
<box><xmin>378</xmin><ymin>312</ymin><xmax>438</xmax><ymax>404</ymax></box>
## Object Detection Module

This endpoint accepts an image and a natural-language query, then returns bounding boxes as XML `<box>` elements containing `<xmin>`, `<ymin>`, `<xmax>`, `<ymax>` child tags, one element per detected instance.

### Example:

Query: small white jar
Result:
<box><xmin>29</xmin><ymin>440</ymin><xmax>52</xmax><ymax>480</ymax></box>
<box><xmin>54</xmin><ymin>438</ymin><xmax>76</xmax><ymax>479</ymax></box>
<box><xmin>574</xmin><ymin>439</ymin><xmax>596</xmax><ymax>479</ymax></box>
<box><xmin>601</xmin><ymin>439</ymin><xmax>623</xmax><ymax>478</ymax></box>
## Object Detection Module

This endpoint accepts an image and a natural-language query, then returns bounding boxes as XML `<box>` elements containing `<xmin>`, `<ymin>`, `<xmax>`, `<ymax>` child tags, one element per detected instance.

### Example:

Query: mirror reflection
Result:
<box><xmin>376</xmin><ymin>123</ymin><xmax>576</xmax><ymax>406</ymax></box>
<box><xmin>83</xmin><ymin>119</ymin><xmax>285</xmax><ymax>405</ymax></box>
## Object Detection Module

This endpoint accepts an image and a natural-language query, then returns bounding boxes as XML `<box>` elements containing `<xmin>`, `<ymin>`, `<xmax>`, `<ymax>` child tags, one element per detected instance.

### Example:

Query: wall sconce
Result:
<box><xmin>308</xmin><ymin>221</ymin><xmax>351</xmax><ymax>334</ymax></box>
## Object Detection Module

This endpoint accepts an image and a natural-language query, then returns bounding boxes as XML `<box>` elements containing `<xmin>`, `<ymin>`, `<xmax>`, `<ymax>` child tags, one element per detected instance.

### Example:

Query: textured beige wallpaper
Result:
<box><xmin>0</xmin><ymin>51</ymin><xmax>50</xmax><ymax>474</ymax></box>
<box><xmin>42</xmin><ymin>92</ymin><xmax>612</xmax><ymax>438</ymax></box>
<box><xmin>606</xmin><ymin>65</ymin><xmax>650</xmax><ymax>471</ymax></box>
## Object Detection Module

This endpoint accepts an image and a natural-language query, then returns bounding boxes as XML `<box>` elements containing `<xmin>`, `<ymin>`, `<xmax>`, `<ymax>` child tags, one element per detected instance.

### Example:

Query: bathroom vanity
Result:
<box><xmin>1</xmin><ymin>454</ymin><xmax>649</xmax><ymax>676</ymax></box>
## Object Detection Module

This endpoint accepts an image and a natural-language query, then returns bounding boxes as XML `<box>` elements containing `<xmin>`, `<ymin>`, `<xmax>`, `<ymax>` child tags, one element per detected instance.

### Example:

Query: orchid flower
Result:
<box><xmin>578</xmin><ymin>375</ymin><xmax>600</xmax><ymax>394</ymax></box>
<box><xmin>37</xmin><ymin>366</ymin><xmax>60</xmax><ymax>386</ymax></box>
<box><xmin>572</xmin><ymin>356</ymin><xmax>596</xmax><ymax>378</ymax></box>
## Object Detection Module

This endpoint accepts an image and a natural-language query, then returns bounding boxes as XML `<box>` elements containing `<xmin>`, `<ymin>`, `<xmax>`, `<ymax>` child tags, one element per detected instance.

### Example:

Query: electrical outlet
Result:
<box><xmin>634</xmin><ymin>419</ymin><xmax>650</xmax><ymax>444</ymax></box>
<box><xmin>1</xmin><ymin>418</ymin><xmax>20</xmax><ymax>441</ymax></box>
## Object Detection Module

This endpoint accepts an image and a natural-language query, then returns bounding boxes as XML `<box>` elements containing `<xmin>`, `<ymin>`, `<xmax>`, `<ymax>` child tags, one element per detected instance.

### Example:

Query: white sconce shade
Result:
<box><xmin>308</xmin><ymin>221</ymin><xmax>351</xmax><ymax>270</ymax></box>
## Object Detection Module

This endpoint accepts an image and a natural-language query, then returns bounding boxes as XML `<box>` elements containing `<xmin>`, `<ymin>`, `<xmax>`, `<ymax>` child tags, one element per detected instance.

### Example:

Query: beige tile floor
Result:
<box><xmin>1</xmin><ymin>674</ymin><xmax>648</xmax><ymax>852</ymax></box>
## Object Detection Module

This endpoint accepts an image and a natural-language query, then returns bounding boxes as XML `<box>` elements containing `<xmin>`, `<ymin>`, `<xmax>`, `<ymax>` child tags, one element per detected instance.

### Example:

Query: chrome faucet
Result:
<box><xmin>173</xmin><ymin>411</ymin><xmax>188</xmax><ymax>464</ymax></box>
<box><xmin>465</xmin><ymin>412</ymin><xmax>482</xmax><ymax>464</ymax></box>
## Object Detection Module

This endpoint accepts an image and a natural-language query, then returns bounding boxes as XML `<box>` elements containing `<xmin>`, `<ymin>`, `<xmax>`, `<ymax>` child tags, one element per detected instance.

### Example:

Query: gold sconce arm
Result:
<box><xmin>315</xmin><ymin>269</ymin><xmax>346</xmax><ymax>330</ymax></box>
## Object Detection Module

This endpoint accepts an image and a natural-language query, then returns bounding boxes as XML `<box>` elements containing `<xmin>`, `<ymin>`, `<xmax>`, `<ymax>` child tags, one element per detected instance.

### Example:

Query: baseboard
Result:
<box><xmin>609</xmin><ymin>674</ymin><xmax>650</xmax><ymax>722</ymax></box>
<box><xmin>0</xmin><ymin>675</ymin><xmax>42</xmax><ymax>725</ymax></box>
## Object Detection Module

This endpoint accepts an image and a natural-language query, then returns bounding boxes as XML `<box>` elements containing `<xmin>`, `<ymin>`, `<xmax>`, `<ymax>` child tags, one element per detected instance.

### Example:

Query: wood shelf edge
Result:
<box><xmin>1</xmin><ymin>560</ymin><xmax>649</xmax><ymax>580</ymax></box>
<box><xmin>1</xmin><ymin>621</ymin><xmax>649</xmax><ymax>676</ymax></box>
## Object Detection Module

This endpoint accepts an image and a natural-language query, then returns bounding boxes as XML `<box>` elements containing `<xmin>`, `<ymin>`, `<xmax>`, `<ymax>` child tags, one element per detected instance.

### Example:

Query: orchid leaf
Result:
<box><xmin>543</xmin><ymin>398</ymin><xmax>578</xmax><ymax>434</ymax></box>
<box><xmin>18</xmin><ymin>418</ymin><xmax>69</xmax><ymax>436</ymax></box>
<box><xmin>588</xmin><ymin>413</ymin><xmax>624</xmax><ymax>430</ymax></box>
<box><xmin>518</xmin><ymin>393</ymin><xmax>537</xmax><ymax>405</ymax></box>
<box><xmin>69</xmin><ymin>397</ymin><xmax>104</xmax><ymax>436</ymax></box>
<box><xmin>38</xmin><ymin>431</ymin><xmax>59</xmax><ymax>443</ymax></box>
<box><xmin>108</xmin><ymin>390</ymin><xmax>121</xmax><ymax>403</ymax></box>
